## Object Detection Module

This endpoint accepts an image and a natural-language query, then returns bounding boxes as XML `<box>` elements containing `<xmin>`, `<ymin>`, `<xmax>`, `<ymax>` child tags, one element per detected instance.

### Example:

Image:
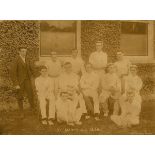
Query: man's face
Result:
<box><xmin>108</xmin><ymin>65</ymin><xmax>115</xmax><ymax>74</ymax></box>
<box><xmin>40</xmin><ymin>68</ymin><xmax>48</xmax><ymax>77</ymax></box>
<box><xmin>96</xmin><ymin>42</ymin><xmax>103</xmax><ymax>51</ymax></box>
<box><xmin>130</xmin><ymin>68</ymin><xmax>137</xmax><ymax>76</ymax></box>
<box><xmin>86</xmin><ymin>64</ymin><xmax>92</xmax><ymax>73</ymax></box>
<box><xmin>19</xmin><ymin>48</ymin><xmax>27</xmax><ymax>57</ymax></box>
<box><xmin>72</xmin><ymin>50</ymin><xmax>78</xmax><ymax>58</ymax></box>
<box><xmin>51</xmin><ymin>52</ymin><xmax>57</xmax><ymax>61</ymax></box>
<box><xmin>64</xmin><ymin>64</ymin><xmax>72</xmax><ymax>73</ymax></box>
<box><xmin>127</xmin><ymin>91</ymin><xmax>135</xmax><ymax>101</ymax></box>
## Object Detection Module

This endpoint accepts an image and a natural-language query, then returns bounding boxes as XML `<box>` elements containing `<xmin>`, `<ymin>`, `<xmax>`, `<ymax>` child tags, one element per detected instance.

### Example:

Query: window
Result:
<box><xmin>40</xmin><ymin>20</ymin><xmax>77</xmax><ymax>56</ymax></box>
<box><xmin>120</xmin><ymin>22</ymin><xmax>148</xmax><ymax>56</ymax></box>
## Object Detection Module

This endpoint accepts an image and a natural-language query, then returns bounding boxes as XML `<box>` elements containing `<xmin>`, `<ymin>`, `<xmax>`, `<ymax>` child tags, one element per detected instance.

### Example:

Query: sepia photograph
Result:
<box><xmin>0</xmin><ymin>20</ymin><xmax>154</xmax><ymax>135</ymax></box>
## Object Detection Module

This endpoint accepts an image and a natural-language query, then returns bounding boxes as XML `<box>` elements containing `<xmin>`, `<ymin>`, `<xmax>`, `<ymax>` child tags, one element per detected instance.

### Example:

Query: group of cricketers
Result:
<box><xmin>11</xmin><ymin>41</ymin><xmax>143</xmax><ymax>128</ymax></box>
<box><xmin>35</xmin><ymin>41</ymin><xmax>143</xmax><ymax>128</ymax></box>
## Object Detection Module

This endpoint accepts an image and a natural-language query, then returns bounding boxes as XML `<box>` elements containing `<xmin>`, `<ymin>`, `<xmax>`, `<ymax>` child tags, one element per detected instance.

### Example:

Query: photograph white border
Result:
<box><xmin>0</xmin><ymin>0</ymin><xmax>155</xmax><ymax>155</ymax></box>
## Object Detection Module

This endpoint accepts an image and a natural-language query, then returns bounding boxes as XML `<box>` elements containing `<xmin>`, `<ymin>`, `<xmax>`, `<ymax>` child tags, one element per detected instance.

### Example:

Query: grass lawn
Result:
<box><xmin>0</xmin><ymin>100</ymin><xmax>155</xmax><ymax>135</ymax></box>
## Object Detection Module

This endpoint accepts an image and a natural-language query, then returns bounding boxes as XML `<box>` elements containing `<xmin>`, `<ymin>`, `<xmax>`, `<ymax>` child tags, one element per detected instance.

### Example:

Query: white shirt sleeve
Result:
<box><xmin>104</xmin><ymin>53</ymin><xmax>108</xmax><ymax>66</ymax></box>
<box><xmin>79</xmin><ymin>58</ymin><xmax>86</xmax><ymax>74</ymax></box>
<box><xmin>127</xmin><ymin>59</ymin><xmax>131</xmax><ymax>75</ymax></box>
<box><xmin>35</xmin><ymin>78</ymin><xmax>46</xmax><ymax>95</ymax></box>
<box><xmin>89</xmin><ymin>53</ymin><xmax>94</xmax><ymax>65</ymax></box>
<box><xmin>116</xmin><ymin>76</ymin><xmax>121</xmax><ymax>91</ymax></box>
<box><xmin>135</xmin><ymin>77</ymin><xmax>143</xmax><ymax>92</ymax></box>
<box><xmin>35</xmin><ymin>78</ymin><xmax>39</xmax><ymax>92</ymax></box>
<box><xmin>74</xmin><ymin>75</ymin><xmax>80</xmax><ymax>90</ymax></box>
<box><xmin>91</xmin><ymin>74</ymin><xmax>99</xmax><ymax>90</ymax></box>
<box><xmin>80</xmin><ymin>75</ymin><xmax>85</xmax><ymax>89</ymax></box>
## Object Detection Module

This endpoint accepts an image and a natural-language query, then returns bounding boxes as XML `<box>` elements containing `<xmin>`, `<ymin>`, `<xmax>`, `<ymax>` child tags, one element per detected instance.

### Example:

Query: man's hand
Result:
<box><xmin>15</xmin><ymin>85</ymin><xmax>20</xmax><ymax>89</ymax></box>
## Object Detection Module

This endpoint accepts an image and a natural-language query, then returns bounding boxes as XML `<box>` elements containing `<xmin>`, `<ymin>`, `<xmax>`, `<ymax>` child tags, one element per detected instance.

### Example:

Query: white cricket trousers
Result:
<box><xmin>38</xmin><ymin>94</ymin><xmax>55</xmax><ymax>119</ymax></box>
<box><xmin>83</xmin><ymin>89</ymin><xmax>100</xmax><ymax>114</ymax></box>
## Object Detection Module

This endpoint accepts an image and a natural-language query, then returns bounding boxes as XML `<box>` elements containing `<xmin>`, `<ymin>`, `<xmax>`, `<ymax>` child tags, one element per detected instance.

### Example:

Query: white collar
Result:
<box><xmin>19</xmin><ymin>55</ymin><xmax>26</xmax><ymax>62</ymax></box>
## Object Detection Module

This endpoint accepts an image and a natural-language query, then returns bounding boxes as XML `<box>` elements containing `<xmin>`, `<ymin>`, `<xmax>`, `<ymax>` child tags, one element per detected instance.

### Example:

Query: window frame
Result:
<box><xmin>39</xmin><ymin>20</ymin><xmax>155</xmax><ymax>63</ymax></box>
<box><xmin>121</xmin><ymin>20</ymin><xmax>154</xmax><ymax>63</ymax></box>
<box><xmin>39</xmin><ymin>20</ymin><xmax>81</xmax><ymax>59</ymax></box>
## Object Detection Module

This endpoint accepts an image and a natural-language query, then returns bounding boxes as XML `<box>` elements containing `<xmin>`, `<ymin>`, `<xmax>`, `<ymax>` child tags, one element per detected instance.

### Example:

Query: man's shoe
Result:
<box><xmin>85</xmin><ymin>116</ymin><xmax>90</xmax><ymax>120</ymax></box>
<box><xmin>75</xmin><ymin>121</ymin><xmax>82</xmax><ymax>125</ymax></box>
<box><xmin>41</xmin><ymin>120</ymin><xmax>48</xmax><ymax>125</ymax></box>
<box><xmin>67</xmin><ymin>122</ymin><xmax>74</xmax><ymax>126</ymax></box>
<box><xmin>104</xmin><ymin>113</ymin><xmax>108</xmax><ymax>117</ymax></box>
<box><xmin>94</xmin><ymin>117</ymin><xmax>100</xmax><ymax>121</ymax></box>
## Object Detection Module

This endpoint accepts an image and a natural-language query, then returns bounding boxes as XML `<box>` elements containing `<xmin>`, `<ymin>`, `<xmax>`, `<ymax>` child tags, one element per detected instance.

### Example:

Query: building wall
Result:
<box><xmin>0</xmin><ymin>20</ymin><xmax>154</xmax><ymax>106</ymax></box>
<box><xmin>81</xmin><ymin>20</ymin><xmax>155</xmax><ymax>96</ymax></box>
<box><xmin>0</xmin><ymin>21</ymin><xmax>39</xmax><ymax>93</ymax></box>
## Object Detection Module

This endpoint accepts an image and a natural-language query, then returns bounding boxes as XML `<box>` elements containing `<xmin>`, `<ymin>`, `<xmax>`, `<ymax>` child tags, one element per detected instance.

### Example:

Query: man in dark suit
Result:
<box><xmin>10</xmin><ymin>47</ymin><xmax>35</xmax><ymax>115</ymax></box>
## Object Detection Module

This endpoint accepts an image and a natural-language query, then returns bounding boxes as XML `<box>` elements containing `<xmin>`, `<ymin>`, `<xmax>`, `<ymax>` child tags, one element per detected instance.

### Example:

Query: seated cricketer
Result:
<box><xmin>99</xmin><ymin>63</ymin><xmax>121</xmax><ymax>117</ymax></box>
<box><xmin>80</xmin><ymin>63</ymin><xmax>100</xmax><ymax>120</ymax></box>
<box><xmin>35</xmin><ymin>66</ymin><xmax>55</xmax><ymax>126</ymax></box>
<box><xmin>56</xmin><ymin>62</ymin><xmax>86</xmax><ymax>126</ymax></box>
<box><xmin>123</xmin><ymin>65</ymin><xmax>143</xmax><ymax>95</ymax></box>
<box><xmin>111</xmin><ymin>88</ymin><xmax>142</xmax><ymax>127</ymax></box>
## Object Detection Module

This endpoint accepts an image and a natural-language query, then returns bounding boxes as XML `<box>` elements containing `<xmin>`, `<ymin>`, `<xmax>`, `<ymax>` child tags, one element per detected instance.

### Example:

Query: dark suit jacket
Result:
<box><xmin>10</xmin><ymin>56</ymin><xmax>34</xmax><ymax>86</ymax></box>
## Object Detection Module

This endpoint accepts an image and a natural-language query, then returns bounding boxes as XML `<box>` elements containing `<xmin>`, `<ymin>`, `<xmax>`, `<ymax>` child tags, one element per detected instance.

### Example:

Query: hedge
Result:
<box><xmin>0</xmin><ymin>20</ymin><xmax>39</xmax><ymax>111</ymax></box>
<box><xmin>0</xmin><ymin>20</ymin><xmax>154</xmax><ymax>112</ymax></box>
<box><xmin>81</xmin><ymin>20</ymin><xmax>121</xmax><ymax>62</ymax></box>
<box><xmin>136</xmin><ymin>63</ymin><xmax>155</xmax><ymax>95</ymax></box>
